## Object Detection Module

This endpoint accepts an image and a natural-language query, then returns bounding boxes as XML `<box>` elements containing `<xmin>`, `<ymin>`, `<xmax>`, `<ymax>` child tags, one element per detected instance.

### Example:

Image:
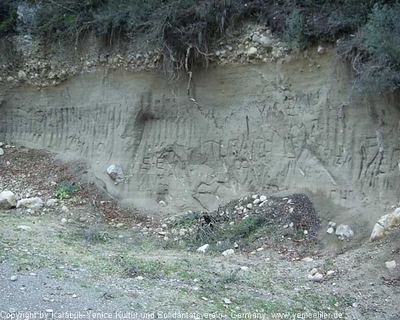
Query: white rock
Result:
<box><xmin>393</xmin><ymin>208</ymin><xmax>400</xmax><ymax>223</ymax></box>
<box><xmin>10</xmin><ymin>275</ymin><xmax>18</xmax><ymax>281</ymax></box>
<box><xmin>310</xmin><ymin>268</ymin><xmax>318</xmax><ymax>276</ymax></box>
<box><xmin>247</xmin><ymin>47</ymin><xmax>258</xmax><ymax>58</ymax></box>
<box><xmin>259</xmin><ymin>201</ymin><xmax>267</xmax><ymax>207</ymax></box>
<box><xmin>18</xmin><ymin>70</ymin><xmax>27</xmax><ymax>81</ymax></box>
<box><xmin>17</xmin><ymin>225</ymin><xmax>31</xmax><ymax>231</ymax></box>
<box><xmin>222</xmin><ymin>249</ymin><xmax>234</xmax><ymax>256</ymax></box>
<box><xmin>46</xmin><ymin>199</ymin><xmax>58</xmax><ymax>207</ymax></box>
<box><xmin>260</xmin><ymin>195</ymin><xmax>267</xmax><ymax>202</ymax></box>
<box><xmin>326</xmin><ymin>227</ymin><xmax>334</xmax><ymax>234</ymax></box>
<box><xmin>61</xmin><ymin>218</ymin><xmax>67</xmax><ymax>224</ymax></box>
<box><xmin>0</xmin><ymin>148</ymin><xmax>4</xmax><ymax>156</ymax></box>
<box><xmin>335</xmin><ymin>224</ymin><xmax>354</xmax><ymax>239</ymax></box>
<box><xmin>253</xmin><ymin>199</ymin><xmax>261</xmax><ymax>205</ymax></box>
<box><xmin>197</xmin><ymin>244</ymin><xmax>210</xmax><ymax>253</ymax></box>
<box><xmin>6</xmin><ymin>76</ymin><xmax>14</xmax><ymax>82</ymax></box>
<box><xmin>240</xmin><ymin>266</ymin><xmax>249</xmax><ymax>271</ymax></box>
<box><xmin>378</xmin><ymin>214</ymin><xmax>396</xmax><ymax>229</ymax></box>
<box><xmin>252</xmin><ymin>34</ymin><xmax>273</xmax><ymax>46</ymax></box>
<box><xmin>159</xmin><ymin>200</ymin><xmax>167</xmax><ymax>207</ymax></box>
<box><xmin>302</xmin><ymin>257</ymin><xmax>314</xmax><ymax>262</ymax></box>
<box><xmin>17</xmin><ymin>197</ymin><xmax>43</xmax><ymax>210</ymax></box>
<box><xmin>256</xmin><ymin>247</ymin><xmax>264</xmax><ymax>252</ymax></box>
<box><xmin>106</xmin><ymin>164</ymin><xmax>124</xmax><ymax>182</ymax></box>
<box><xmin>61</xmin><ymin>205</ymin><xmax>69</xmax><ymax>212</ymax></box>
<box><xmin>223</xmin><ymin>298</ymin><xmax>232</xmax><ymax>304</ymax></box>
<box><xmin>370</xmin><ymin>208</ymin><xmax>400</xmax><ymax>241</ymax></box>
<box><xmin>385</xmin><ymin>260</ymin><xmax>397</xmax><ymax>270</ymax></box>
<box><xmin>370</xmin><ymin>223</ymin><xmax>386</xmax><ymax>241</ymax></box>
<box><xmin>246</xmin><ymin>203</ymin><xmax>253</xmax><ymax>209</ymax></box>
<box><xmin>326</xmin><ymin>270</ymin><xmax>335</xmax><ymax>276</ymax></box>
<box><xmin>309</xmin><ymin>273</ymin><xmax>324</xmax><ymax>282</ymax></box>
<box><xmin>304</xmin><ymin>230</ymin><xmax>308</xmax><ymax>235</ymax></box>
<box><xmin>317</xmin><ymin>45</ymin><xmax>326</xmax><ymax>54</ymax></box>
<box><xmin>251</xmin><ymin>195</ymin><xmax>259</xmax><ymax>199</ymax></box>
<box><xmin>0</xmin><ymin>191</ymin><xmax>17</xmax><ymax>209</ymax></box>
<box><xmin>328</xmin><ymin>221</ymin><xmax>337</xmax><ymax>228</ymax></box>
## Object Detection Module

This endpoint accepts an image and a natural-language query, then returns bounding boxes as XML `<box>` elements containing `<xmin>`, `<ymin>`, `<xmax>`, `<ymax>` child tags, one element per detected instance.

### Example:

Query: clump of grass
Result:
<box><xmin>172</xmin><ymin>211</ymin><xmax>199</xmax><ymax>228</ymax></box>
<box><xmin>84</xmin><ymin>226</ymin><xmax>110</xmax><ymax>243</ymax></box>
<box><xmin>229</xmin><ymin>215</ymin><xmax>269</xmax><ymax>239</ymax></box>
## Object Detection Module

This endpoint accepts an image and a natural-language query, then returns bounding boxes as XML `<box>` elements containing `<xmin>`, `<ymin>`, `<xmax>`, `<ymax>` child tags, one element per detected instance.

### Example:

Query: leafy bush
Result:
<box><xmin>0</xmin><ymin>1</ymin><xmax>17</xmax><ymax>33</ymax></box>
<box><xmin>54</xmin><ymin>180</ymin><xmax>79</xmax><ymax>199</ymax></box>
<box><xmin>172</xmin><ymin>211</ymin><xmax>199</xmax><ymax>228</ymax></box>
<box><xmin>283</xmin><ymin>8</ymin><xmax>304</xmax><ymax>49</ymax></box>
<box><xmin>339</xmin><ymin>3</ymin><xmax>400</xmax><ymax>94</ymax></box>
<box><xmin>229</xmin><ymin>215</ymin><xmax>267</xmax><ymax>239</ymax></box>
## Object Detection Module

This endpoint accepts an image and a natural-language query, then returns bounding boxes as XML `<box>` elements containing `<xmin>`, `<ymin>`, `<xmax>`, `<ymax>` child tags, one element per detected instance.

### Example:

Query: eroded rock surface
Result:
<box><xmin>1</xmin><ymin>51</ymin><xmax>400</xmax><ymax>220</ymax></box>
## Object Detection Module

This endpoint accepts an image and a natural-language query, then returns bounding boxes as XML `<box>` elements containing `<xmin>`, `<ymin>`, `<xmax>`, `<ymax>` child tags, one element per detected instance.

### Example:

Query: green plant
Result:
<box><xmin>0</xmin><ymin>4</ymin><xmax>16</xmax><ymax>33</ymax></box>
<box><xmin>84</xmin><ymin>226</ymin><xmax>110</xmax><ymax>243</ymax></box>
<box><xmin>54</xmin><ymin>180</ymin><xmax>79</xmax><ymax>199</ymax></box>
<box><xmin>230</xmin><ymin>215</ymin><xmax>268</xmax><ymax>239</ymax></box>
<box><xmin>338</xmin><ymin>2</ymin><xmax>400</xmax><ymax>94</ymax></box>
<box><xmin>172</xmin><ymin>211</ymin><xmax>199</xmax><ymax>228</ymax></box>
<box><xmin>283</xmin><ymin>8</ymin><xmax>304</xmax><ymax>50</ymax></box>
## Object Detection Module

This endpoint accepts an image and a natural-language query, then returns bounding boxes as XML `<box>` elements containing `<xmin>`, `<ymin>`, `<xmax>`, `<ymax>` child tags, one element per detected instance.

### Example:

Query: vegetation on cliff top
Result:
<box><xmin>1</xmin><ymin>0</ymin><xmax>400</xmax><ymax>94</ymax></box>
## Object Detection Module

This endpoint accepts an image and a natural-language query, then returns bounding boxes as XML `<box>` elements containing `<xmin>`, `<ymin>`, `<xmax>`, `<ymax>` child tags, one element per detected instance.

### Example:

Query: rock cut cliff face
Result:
<box><xmin>0</xmin><ymin>49</ymin><xmax>399</xmax><ymax>227</ymax></box>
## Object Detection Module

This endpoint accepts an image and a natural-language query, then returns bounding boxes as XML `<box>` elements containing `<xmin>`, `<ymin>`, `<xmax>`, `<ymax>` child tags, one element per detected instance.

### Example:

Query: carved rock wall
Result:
<box><xmin>1</xmin><ymin>51</ymin><xmax>399</xmax><ymax>221</ymax></box>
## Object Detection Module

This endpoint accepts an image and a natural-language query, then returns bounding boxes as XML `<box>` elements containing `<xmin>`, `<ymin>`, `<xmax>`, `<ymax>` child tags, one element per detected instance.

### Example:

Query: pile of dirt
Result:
<box><xmin>171</xmin><ymin>193</ymin><xmax>321</xmax><ymax>258</ymax></box>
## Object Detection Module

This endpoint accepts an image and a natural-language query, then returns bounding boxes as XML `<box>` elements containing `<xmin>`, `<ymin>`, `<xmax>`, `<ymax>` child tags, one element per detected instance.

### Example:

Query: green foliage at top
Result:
<box><xmin>339</xmin><ymin>3</ymin><xmax>400</xmax><ymax>94</ymax></box>
<box><xmin>283</xmin><ymin>8</ymin><xmax>304</xmax><ymax>49</ymax></box>
<box><xmin>0</xmin><ymin>1</ymin><xmax>17</xmax><ymax>33</ymax></box>
<box><xmin>2</xmin><ymin>0</ymin><xmax>400</xmax><ymax>94</ymax></box>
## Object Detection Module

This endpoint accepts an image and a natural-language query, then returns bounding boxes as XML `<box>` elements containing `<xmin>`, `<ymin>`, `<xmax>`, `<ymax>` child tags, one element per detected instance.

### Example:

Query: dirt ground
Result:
<box><xmin>0</xmin><ymin>145</ymin><xmax>399</xmax><ymax>320</ymax></box>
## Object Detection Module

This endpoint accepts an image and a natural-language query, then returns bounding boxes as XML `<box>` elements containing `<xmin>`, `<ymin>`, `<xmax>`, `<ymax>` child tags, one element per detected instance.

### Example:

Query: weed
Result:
<box><xmin>218</xmin><ymin>268</ymin><xmax>239</xmax><ymax>285</ymax></box>
<box><xmin>84</xmin><ymin>226</ymin><xmax>110</xmax><ymax>243</ymax></box>
<box><xmin>54</xmin><ymin>180</ymin><xmax>79</xmax><ymax>200</ymax></box>
<box><xmin>230</xmin><ymin>215</ymin><xmax>266</xmax><ymax>239</ymax></box>
<box><xmin>172</xmin><ymin>211</ymin><xmax>199</xmax><ymax>228</ymax></box>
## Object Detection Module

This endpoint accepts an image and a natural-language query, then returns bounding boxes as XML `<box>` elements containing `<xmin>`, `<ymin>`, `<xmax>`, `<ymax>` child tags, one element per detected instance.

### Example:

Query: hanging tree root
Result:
<box><xmin>185</xmin><ymin>45</ymin><xmax>211</xmax><ymax>103</ymax></box>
